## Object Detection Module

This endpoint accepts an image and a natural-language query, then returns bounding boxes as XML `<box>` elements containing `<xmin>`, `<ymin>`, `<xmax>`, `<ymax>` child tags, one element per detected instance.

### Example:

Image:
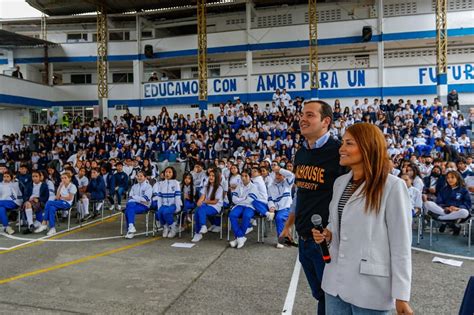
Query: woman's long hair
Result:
<box><xmin>346</xmin><ymin>123</ymin><xmax>390</xmax><ymax>214</ymax></box>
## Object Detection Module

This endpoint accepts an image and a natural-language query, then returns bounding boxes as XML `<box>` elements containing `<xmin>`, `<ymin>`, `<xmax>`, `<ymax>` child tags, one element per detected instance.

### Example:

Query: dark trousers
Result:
<box><xmin>299</xmin><ymin>237</ymin><xmax>326</xmax><ymax>315</ymax></box>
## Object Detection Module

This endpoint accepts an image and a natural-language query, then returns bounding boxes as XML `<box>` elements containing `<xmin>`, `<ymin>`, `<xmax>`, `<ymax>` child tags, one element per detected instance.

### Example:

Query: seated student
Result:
<box><xmin>75</xmin><ymin>167</ymin><xmax>90</xmax><ymax>221</ymax></box>
<box><xmin>191</xmin><ymin>170</ymin><xmax>223</xmax><ymax>243</ymax></box>
<box><xmin>124</xmin><ymin>171</ymin><xmax>152</xmax><ymax>239</ymax></box>
<box><xmin>250</xmin><ymin>167</ymin><xmax>274</xmax><ymax>221</ymax></box>
<box><xmin>86</xmin><ymin>168</ymin><xmax>106</xmax><ymax>218</ymax></box>
<box><xmin>229</xmin><ymin>170</ymin><xmax>258</xmax><ymax>249</ymax></box>
<box><xmin>34</xmin><ymin>172</ymin><xmax>77</xmax><ymax>236</ymax></box>
<box><xmin>401</xmin><ymin>174</ymin><xmax>422</xmax><ymax>217</ymax></box>
<box><xmin>267</xmin><ymin>165</ymin><xmax>294</xmax><ymax>249</ymax></box>
<box><xmin>424</xmin><ymin>170</ymin><xmax>471</xmax><ymax>235</ymax></box>
<box><xmin>181</xmin><ymin>173</ymin><xmax>196</xmax><ymax>224</ymax></box>
<box><xmin>22</xmin><ymin>171</ymin><xmax>49</xmax><ymax>234</ymax></box>
<box><xmin>152</xmin><ymin>166</ymin><xmax>182</xmax><ymax>238</ymax></box>
<box><xmin>109</xmin><ymin>162</ymin><xmax>129</xmax><ymax>211</ymax></box>
<box><xmin>0</xmin><ymin>171</ymin><xmax>22</xmax><ymax>235</ymax></box>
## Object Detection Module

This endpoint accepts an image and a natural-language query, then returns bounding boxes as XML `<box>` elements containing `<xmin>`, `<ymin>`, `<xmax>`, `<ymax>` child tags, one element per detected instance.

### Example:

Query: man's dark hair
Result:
<box><xmin>304</xmin><ymin>100</ymin><xmax>333</xmax><ymax>125</ymax></box>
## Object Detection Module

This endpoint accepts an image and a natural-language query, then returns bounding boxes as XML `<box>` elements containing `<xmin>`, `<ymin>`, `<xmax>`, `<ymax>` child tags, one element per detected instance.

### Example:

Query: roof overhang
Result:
<box><xmin>0</xmin><ymin>29</ymin><xmax>56</xmax><ymax>48</ymax></box>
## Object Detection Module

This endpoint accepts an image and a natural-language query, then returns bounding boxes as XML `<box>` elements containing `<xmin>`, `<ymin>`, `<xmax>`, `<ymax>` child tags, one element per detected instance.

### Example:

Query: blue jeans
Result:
<box><xmin>325</xmin><ymin>293</ymin><xmax>390</xmax><ymax>315</ymax></box>
<box><xmin>43</xmin><ymin>200</ymin><xmax>71</xmax><ymax>228</ymax></box>
<box><xmin>183</xmin><ymin>200</ymin><xmax>196</xmax><ymax>213</ymax></box>
<box><xmin>194</xmin><ymin>204</ymin><xmax>218</xmax><ymax>233</ymax></box>
<box><xmin>229</xmin><ymin>205</ymin><xmax>255</xmax><ymax>238</ymax></box>
<box><xmin>156</xmin><ymin>205</ymin><xmax>177</xmax><ymax>225</ymax></box>
<box><xmin>299</xmin><ymin>237</ymin><xmax>326</xmax><ymax>315</ymax></box>
<box><xmin>0</xmin><ymin>200</ymin><xmax>18</xmax><ymax>226</ymax></box>
<box><xmin>109</xmin><ymin>187</ymin><xmax>126</xmax><ymax>205</ymax></box>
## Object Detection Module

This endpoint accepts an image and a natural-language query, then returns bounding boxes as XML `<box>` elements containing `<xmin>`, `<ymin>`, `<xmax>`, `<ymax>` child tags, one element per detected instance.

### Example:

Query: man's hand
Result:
<box><xmin>279</xmin><ymin>227</ymin><xmax>292</xmax><ymax>242</ymax></box>
<box><xmin>312</xmin><ymin>228</ymin><xmax>332</xmax><ymax>244</ymax></box>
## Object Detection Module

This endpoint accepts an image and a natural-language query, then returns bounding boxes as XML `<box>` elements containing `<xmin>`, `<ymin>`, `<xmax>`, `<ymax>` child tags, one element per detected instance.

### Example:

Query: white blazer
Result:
<box><xmin>322</xmin><ymin>172</ymin><xmax>412</xmax><ymax>311</ymax></box>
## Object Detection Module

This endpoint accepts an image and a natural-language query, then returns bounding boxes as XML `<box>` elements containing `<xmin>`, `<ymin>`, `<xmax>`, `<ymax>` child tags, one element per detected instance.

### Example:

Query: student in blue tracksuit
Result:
<box><xmin>22</xmin><ymin>170</ymin><xmax>49</xmax><ymax>234</ymax></box>
<box><xmin>124</xmin><ymin>171</ymin><xmax>152</xmax><ymax>239</ymax></box>
<box><xmin>191</xmin><ymin>170</ymin><xmax>223</xmax><ymax>243</ymax></box>
<box><xmin>250</xmin><ymin>166</ymin><xmax>274</xmax><ymax>221</ymax></box>
<box><xmin>34</xmin><ymin>172</ymin><xmax>77</xmax><ymax>236</ymax></box>
<box><xmin>424</xmin><ymin>170</ymin><xmax>471</xmax><ymax>235</ymax></box>
<box><xmin>0</xmin><ymin>171</ymin><xmax>22</xmax><ymax>235</ymax></box>
<box><xmin>86</xmin><ymin>168</ymin><xmax>106</xmax><ymax>218</ymax></box>
<box><xmin>181</xmin><ymin>172</ymin><xmax>196</xmax><ymax>215</ymax></box>
<box><xmin>267</xmin><ymin>165</ymin><xmax>294</xmax><ymax>248</ymax></box>
<box><xmin>109</xmin><ymin>162</ymin><xmax>129</xmax><ymax>211</ymax></box>
<box><xmin>152</xmin><ymin>166</ymin><xmax>182</xmax><ymax>238</ymax></box>
<box><xmin>229</xmin><ymin>170</ymin><xmax>258</xmax><ymax>249</ymax></box>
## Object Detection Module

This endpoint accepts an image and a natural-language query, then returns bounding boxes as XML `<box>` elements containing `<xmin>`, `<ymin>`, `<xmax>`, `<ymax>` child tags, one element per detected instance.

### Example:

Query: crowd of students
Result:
<box><xmin>0</xmin><ymin>91</ymin><xmax>472</xmax><ymax>244</ymax></box>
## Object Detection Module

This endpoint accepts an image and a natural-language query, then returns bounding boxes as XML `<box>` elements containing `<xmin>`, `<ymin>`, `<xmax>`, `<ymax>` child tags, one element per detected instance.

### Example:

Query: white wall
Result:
<box><xmin>0</xmin><ymin>108</ymin><xmax>29</xmax><ymax>136</ymax></box>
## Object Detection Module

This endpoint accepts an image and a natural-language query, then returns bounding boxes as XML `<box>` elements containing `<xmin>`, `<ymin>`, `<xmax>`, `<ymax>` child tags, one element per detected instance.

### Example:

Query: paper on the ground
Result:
<box><xmin>171</xmin><ymin>242</ymin><xmax>195</xmax><ymax>248</ymax></box>
<box><xmin>432</xmin><ymin>256</ymin><xmax>463</xmax><ymax>267</ymax></box>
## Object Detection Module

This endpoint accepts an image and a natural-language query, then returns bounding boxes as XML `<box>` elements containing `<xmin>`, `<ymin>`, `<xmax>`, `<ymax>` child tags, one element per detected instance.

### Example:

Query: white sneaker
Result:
<box><xmin>191</xmin><ymin>233</ymin><xmax>203</xmax><ymax>242</ymax></box>
<box><xmin>236</xmin><ymin>236</ymin><xmax>247</xmax><ymax>249</ymax></box>
<box><xmin>245</xmin><ymin>227</ymin><xmax>253</xmax><ymax>235</ymax></box>
<box><xmin>117</xmin><ymin>205</ymin><xmax>122</xmax><ymax>211</ymax></box>
<box><xmin>199</xmin><ymin>225</ymin><xmax>208</xmax><ymax>234</ymax></box>
<box><xmin>229</xmin><ymin>239</ymin><xmax>238</xmax><ymax>248</ymax></box>
<box><xmin>177</xmin><ymin>226</ymin><xmax>185</xmax><ymax>233</ymax></box>
<box><xmin>162</xmin><ymin>225</ymin><xmax>169</xmax><ymax>237</ymax></box>
<box><xmin>33</xmin><ymin>221</ymin><xmax>41</xmax><ymax>229</ymax></box>
<box><xmin>46</xmin><ymin>227</ymin><xmax>57</xmax><ymax>236</ymax></box>
<box><xmin>62</xmin><ymin>211</ymin><xmax>68</xmax><ymax>218</ymax></box>
<box><xmin>276</xmin><ymin>243</ymin><xmax>285</xmax><ymax>249</ymax></box>
<box><xmin>34</xmin><ymin>224</ymin><xmax>48</xmax><ymax>233</ymax></box>
<box><xmin>4</xmin><ymin>226</ymin><xmax>15</xmax><ymax>235</ymax></box>
<box><xmin>209</xmin><ymin>225</ymin><xmax>216</xmax><ymax>231</ymax></box>
<box><xmin>128</xmin><ymin>224</ymin><xmax>137</xmax><ymax>234</ymax></box>
<box><xmin>266</xmin><ymin>212</ymin><xmax>275</xmax><ymax>221</ymax></box>
<box><xmin>167</xmin><ymin>226</ymin><xmax>177</xmax><ymax>238</ymax></box>
<box><xmin>109</xmin><ymin>205</ymin><xmax>115</xmax><ymax>211</ymax></box>
<box><xmin>209</xmin><ymin>225</ymin><xmax>221</xmax><ymax>233</ymax></box>
<box><xmin>251</xmin><ymin>219</ymin><xmax>257</xmax><ymax>227</ymax></box>
<box><xmin>124</xmin><ymin>232</ymin><xmax>134</xmax><ymax>239</ymax></box>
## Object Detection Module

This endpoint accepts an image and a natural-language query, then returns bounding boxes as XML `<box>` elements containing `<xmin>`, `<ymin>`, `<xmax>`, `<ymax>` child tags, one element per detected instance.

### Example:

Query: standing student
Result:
<box><xmin>312</xmin><ymin>123</ymin><xmax>413</xmax><ymax>315</ymax></box>
<box><xmin>267</xmin><ymin>165</ymin><xmax>294</xmax><ymax>248</ymax></box>
<box><xmin>228</xmin><ymin>170</ymin><xmax>258</xmax><ymax>249</ymax></box>
<box><xmin>0</xmin><ymin>171</ymin><xmax>22</xmax><ymax>235</ymax></box>
<box><xmin>191</xmin><ymin>170</ymin><xmax>223</xmax><ymax>242</ymax></box>
<box><xmin>124</xmin><ymin>171</ymin><xmax>152</xmax><ymax>239</ymax></box>
<box><xmin>35</xmin><ymin>172</ymin><xmax>77</xmax><ymax>236</ymax></box>
<box><xmin>280</xmin><ymin>100</ymin><xmax>345</xmax><ymax>315</ymax></box>
<box><xmin>152</xmin><ymin>166</ymin><xmax>182</xmax><ymax>238</ymax></box>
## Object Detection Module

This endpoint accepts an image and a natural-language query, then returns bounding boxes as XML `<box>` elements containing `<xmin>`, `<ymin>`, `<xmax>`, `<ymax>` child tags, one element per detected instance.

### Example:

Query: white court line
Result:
<box><xmin>0</xmin><ymin>212</ymin><xmax>121</xmax><ymax>250</ymax></box>
<box><xmin>2</xmin><ymin>231</ymin><xmax>151</xmax><ymax>242</ymax></box>
<box><xmin>282</xmin><ymin>254</ymin><xmax>301</xmax><ymax>314</ymax></box>
<box><xmin>412</xmin><ymin>246</ymin><xmax>474</xmax><ymax>261</ymax></box>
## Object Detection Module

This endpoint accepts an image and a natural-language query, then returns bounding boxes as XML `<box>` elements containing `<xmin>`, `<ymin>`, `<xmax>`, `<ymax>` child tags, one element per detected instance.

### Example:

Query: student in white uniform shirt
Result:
<box><xmin>152</xmin><ymin>167</ymin><xmax>182</xmax><ymax>238</ymax></box>
<box><xmin>75</xmin><ymin>167</ymin><xmax>90</xmax><ymax>221</ymax></box>
<box><xmin>35</xmin><ymin>172</ymin><xmax>77</xmax><ymax>236</ymax></box>
<box><xmin>191</xmin><ymin>170</ymin><xmax>224</xmax><ymax>243</ymax></box>
<box><xmin>267</xmin><ymin>165</ymin><xmax>295</xmax><ymax>248</ymax></box>
<box><xmin>250</xmin><ymin>167</ymin><xmax>274</xmax><ymax>221</ymax></box>
<box><xmin>0</xmin><ymin>172</ymin><xmax>22</xmax><ymax>235</ymax></box>
<box><xmin>229</xmin><ymin>170</ymin><xmax>258</xmax><ymax>249</ymax></box>
<box><xmin>124</xmin><ymin>171</ymin><xmax>153</xmax><ymax>239</ymax></box>
<box><xmin>401</xmin><ymin>174</ymin><xmax>422</xmax><ymax>217</ymax></box>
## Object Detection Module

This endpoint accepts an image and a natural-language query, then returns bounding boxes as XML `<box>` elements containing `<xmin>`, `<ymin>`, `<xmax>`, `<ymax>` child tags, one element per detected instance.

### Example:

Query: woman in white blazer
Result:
<box><xmin>313</xmin><ymin>123</ymin><xmax>413</xmax><ymax>315</ymax></box>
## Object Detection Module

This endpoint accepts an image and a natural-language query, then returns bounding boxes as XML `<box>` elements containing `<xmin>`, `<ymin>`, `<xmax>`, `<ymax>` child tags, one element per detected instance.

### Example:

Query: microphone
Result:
<box><xmin>311</xmin><ymin>214</ymin><xmax>331</xmax><ymax>264</ymax></box>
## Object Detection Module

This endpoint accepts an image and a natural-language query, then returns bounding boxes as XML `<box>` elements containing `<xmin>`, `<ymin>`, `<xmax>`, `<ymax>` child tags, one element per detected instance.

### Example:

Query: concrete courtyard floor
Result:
<box><xmin>0</xmin><ymin>214</ymin><xmax>472</xmax><ymax>314</ymax></box>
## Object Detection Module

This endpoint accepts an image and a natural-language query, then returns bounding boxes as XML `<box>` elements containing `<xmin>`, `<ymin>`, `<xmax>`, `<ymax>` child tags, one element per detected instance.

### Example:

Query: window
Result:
<box><xmin>209</xmin><ymin>67</ymin><xmax>220</xmax><ymax>78</ymax></box>
<box><xmin>71</xmin><ymin>74</ymin><xmax>92</xmax><ymax>84</ymax></box>
<box><xmin>109</xmin><ymin>31</ymin><xmax>130</xmax><ymax>41</ymax></box>
<box><xmin>112</xmin><ymin>73</ymin><xmax>133</xmax><ymax>83</ymax></box>
<box><xmin>67</xmin><ymin>33</ymin><xmax>88</xmax><ymax>42</ymax></box>
<box><xmin>141</xmin><ymin>31</ymin><xmax>153</xmax><ymax>38</ymax></box>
